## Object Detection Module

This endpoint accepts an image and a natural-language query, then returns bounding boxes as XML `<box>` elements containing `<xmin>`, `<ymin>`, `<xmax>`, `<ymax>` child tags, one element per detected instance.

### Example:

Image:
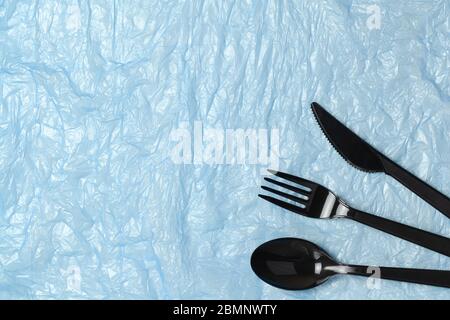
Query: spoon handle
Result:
<box><xmin>346</xmin><ymin>265</ymin><xmax>450</xmax><ymax>288</ymax></box>
<box><xmin>348</xmin><ymin>208</ymin><xmax>450</xmax><ymax>257</ymax></box>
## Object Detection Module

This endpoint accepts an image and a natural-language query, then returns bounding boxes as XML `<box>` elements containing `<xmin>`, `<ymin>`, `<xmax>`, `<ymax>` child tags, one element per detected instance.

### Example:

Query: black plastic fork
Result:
<box><xmin>259</xmin><ymin>169</ymin><xmax>450</xmax><ymax>257</ymax></box>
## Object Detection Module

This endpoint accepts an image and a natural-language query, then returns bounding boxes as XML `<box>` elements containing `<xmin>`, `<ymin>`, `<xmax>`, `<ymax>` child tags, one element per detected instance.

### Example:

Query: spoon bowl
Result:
<box><xmin>250</xmin><ymin>238</ymin><xmax>336</xmax><ymax>290</ymax></box>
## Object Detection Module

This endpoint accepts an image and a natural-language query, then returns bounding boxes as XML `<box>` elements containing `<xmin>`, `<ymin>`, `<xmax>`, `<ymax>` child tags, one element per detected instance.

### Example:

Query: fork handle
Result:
<box><xmin>348</xmin><ymin>209</ymin><xmax>450</xmax><ymax>257</ymax></box>
<box><xmin>345</xmin><ymin>264</ymin><xmax>450</xmax><ymax>288</ymax></box>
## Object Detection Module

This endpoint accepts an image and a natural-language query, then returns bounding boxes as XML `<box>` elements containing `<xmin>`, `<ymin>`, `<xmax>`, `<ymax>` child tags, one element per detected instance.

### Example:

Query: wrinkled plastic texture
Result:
<box><xmin>0</xmin><ymin>1</ymin><xmax>449</xmax><ymax>299</ymax></box>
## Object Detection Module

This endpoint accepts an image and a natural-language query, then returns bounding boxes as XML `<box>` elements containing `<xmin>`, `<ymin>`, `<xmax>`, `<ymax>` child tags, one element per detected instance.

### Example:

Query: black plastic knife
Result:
<box><xmin>311</xmin><ymin>102</ymin><xmax>450</xmax><ymax>219</ymax></box>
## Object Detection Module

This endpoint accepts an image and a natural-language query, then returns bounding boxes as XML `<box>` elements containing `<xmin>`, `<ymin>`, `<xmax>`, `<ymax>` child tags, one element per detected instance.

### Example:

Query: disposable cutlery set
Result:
<box><xmin>251</xmin><ymin>103</ymin><xmax>450</xmax><ymax>290</ymax></box>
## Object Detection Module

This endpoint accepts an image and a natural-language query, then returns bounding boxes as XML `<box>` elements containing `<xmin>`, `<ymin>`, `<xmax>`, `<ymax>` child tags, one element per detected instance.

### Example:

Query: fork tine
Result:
<box><xmin>261</xmin><ymin>186</ymin><xmax>308</xmax><ymax>205</ymax></box>
<box><xmin>264</xmin><ymin>177</ymin><xmax>310</xmax><ymax>197</ymax></box>
<box><xmin>258</xmin><ymin>194</ymin><xmax>307</xmax><ymax>215</ymax></box>
<box><xmin>267</xmin><ymin>169</ymin><xmax>315</xmax><ymax>189</ymax></box>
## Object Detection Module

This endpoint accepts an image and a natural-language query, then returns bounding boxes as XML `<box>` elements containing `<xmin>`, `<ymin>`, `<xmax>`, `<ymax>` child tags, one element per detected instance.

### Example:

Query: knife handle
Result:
<box><xmin>348</xmin><ymin>208</ymin><xmax>450</xmax><ymax>257</ymax></box>
<box><xmin>379</xmin><ymin>155</ymin><xmax>450</xmax><ymax>219</ymax></box>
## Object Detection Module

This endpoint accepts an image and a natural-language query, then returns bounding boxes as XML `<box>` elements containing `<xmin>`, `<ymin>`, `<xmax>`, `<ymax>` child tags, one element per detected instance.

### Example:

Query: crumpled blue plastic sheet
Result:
<box><xmin>0</xmin><ymin>0</ymin><xmax>449</xmax><ymax>299</ymax></box>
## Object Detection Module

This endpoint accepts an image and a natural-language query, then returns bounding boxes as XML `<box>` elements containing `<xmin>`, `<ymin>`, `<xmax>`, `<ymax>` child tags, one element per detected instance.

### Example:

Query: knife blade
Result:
<box><xmin>311</xmin><ymin>102</ymin><xmax>450</xmax><ymax>219</ymax></box>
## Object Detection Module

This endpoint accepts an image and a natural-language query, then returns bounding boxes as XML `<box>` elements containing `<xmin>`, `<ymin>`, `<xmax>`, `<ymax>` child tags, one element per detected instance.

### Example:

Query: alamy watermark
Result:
<box><xmin>62</xmin><ymin>265</ymin><xmax>81</xmax><ymax>293</ymax></box>
<box><xmin>366</xmin><ymin>266</ymin><xmax>381</xmax><ymax>290</ymax></box>
<box><xmin>170</xmin><ymin>121</ymin><xmax>279</xmax><ymax>173</ymax></box>
<box><xmin>366</xmin><ymin>4</ymin><xmax>381</xmax><ymax>30</ymax></box>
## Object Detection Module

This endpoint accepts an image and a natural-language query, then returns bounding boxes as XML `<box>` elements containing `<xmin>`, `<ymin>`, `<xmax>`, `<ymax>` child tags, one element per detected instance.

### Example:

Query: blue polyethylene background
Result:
<box><xmin>0</xmin><ymin>1</ymin><xmax>449</xmax><ymax>299</ymax></box>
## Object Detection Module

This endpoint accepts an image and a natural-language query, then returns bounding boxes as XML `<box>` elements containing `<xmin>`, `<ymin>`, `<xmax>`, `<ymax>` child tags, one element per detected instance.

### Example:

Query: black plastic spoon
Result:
<box><xmin>251</xmin><ymin>238</ymin><xmax>450</xmax><ymax>290</ymax></box>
